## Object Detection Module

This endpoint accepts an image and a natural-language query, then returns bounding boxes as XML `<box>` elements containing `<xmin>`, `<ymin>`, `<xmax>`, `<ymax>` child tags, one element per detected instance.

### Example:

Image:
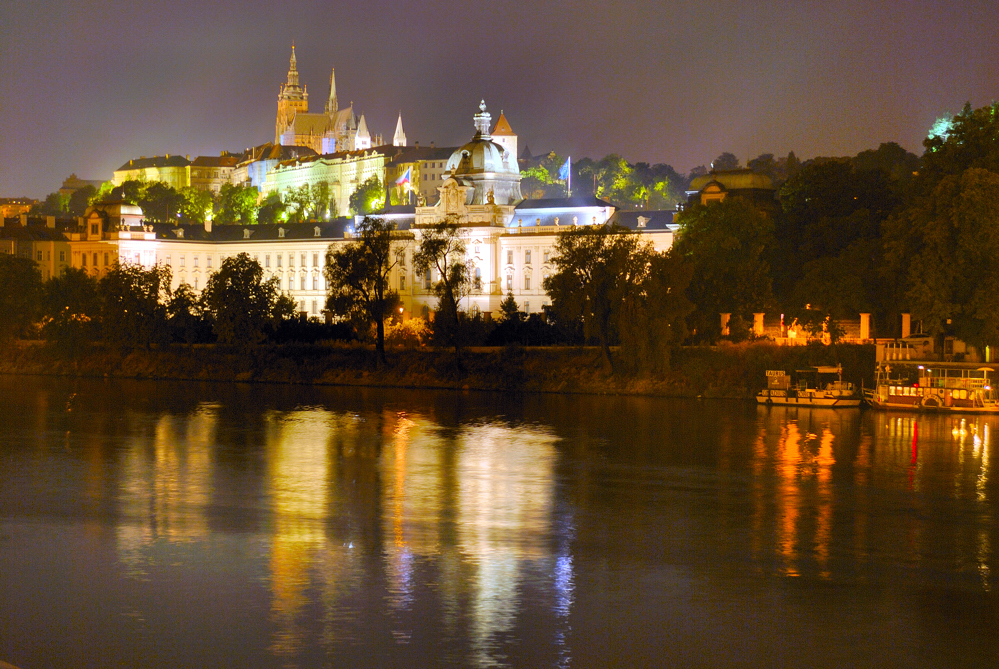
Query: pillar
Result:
<box><xmin>901</xmin><ymin>313</ymin><xmax>911</xmax><ymax>339</ymax></box>
<box><xmin>860</xmin><ymin>313</ymin><xmax>870</xmax><ymax>341</ymax></box>
<box><xmin>720</xmin><ymin>313</ymin><xmax>731</xmax><ymax>337</ymax></box>
<box><xmin>753</xmin><ymin>312</ymin><xmax>765</xmax><ymax>337</ymax></box>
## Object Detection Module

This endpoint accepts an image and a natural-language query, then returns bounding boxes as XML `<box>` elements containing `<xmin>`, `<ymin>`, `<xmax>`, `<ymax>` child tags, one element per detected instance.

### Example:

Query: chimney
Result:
<box><xmin>205</xmin><ymin>218</ymin><xmax>212</xmax><ymax>233</ymax></box>
<box><xmin>415</xmin><ymin>141</ymin><xmax>419</xmax><ymax>149</ymax></box>
<box><xmin>19</xmin><ymin>213</ymin><xmax>27</xmax><ymax>227</ymax></box>
<box><xmin>430</xmin><ymin>141</ymin><xmax>435</xmax><ymax>148</ymax></box>
<box><xmin>46</xmin><ymin>216</ymin><xmax>55</xmax><ymax>228</ymax></box>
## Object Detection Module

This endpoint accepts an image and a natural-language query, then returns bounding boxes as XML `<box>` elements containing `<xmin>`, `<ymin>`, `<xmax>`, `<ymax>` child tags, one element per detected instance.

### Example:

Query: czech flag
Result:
<box><xmin>395</xmin><ymin>167</ymin><xmax>411</xmax><ymax>187</ymax></box>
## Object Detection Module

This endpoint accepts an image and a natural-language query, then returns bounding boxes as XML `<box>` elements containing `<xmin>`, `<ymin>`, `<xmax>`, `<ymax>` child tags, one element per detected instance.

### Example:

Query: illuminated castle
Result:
<box><xmin>274</xmin><ymin>46</ymin><xmax>392</xmax><ymax>154</ymax></box>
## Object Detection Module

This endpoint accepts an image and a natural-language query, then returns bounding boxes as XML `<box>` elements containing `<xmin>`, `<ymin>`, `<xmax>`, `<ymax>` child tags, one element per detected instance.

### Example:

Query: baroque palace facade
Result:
<box><xmin>8</xmin><ymin>103</ymin><xmax>678</xmax><ymax>320</ymax></box>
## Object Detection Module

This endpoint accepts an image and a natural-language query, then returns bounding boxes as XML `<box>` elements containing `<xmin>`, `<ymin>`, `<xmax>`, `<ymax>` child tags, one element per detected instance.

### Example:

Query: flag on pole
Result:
<box><xmin>395</xmin><ymin>167</ymin><xmax>411</xmax><ymax>188</ymax></box>
<box><xmin>558</xmin><ymin>157</ymin><xmax>571</xmax><ymax>196</ymax></box>
<box><xmin>558</xmin><ymin>157</ymin><xmax>570</xmax><ymax>181</ymax></box>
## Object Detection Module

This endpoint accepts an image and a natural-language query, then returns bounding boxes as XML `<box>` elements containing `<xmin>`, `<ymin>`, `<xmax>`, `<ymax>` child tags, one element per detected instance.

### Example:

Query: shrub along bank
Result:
<box><xmin>0</xmin><ymin>341</ymin><xmax>875</xmax><ymax>398</ymax></box>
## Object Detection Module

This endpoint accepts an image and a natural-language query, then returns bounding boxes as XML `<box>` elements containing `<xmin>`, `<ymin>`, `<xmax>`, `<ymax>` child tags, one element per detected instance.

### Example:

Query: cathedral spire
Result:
<box><xmin>286</xmin><ymin>44</ymin><xmax>300</xmax><ymax>88</ymax></box>
<box><xmin>393</xmin><ymin>112</ymin><xmax>407</xmax><ymax>147</ymax></box>
<box><xmin>354</xmin><ymin>113</ymin><xmax>371</xmax><ymax>150</ymax></box>
<box><xmin>325</xmin><ymin>67</ymin><xmax>338</xmax><ymax>116</ymax></box>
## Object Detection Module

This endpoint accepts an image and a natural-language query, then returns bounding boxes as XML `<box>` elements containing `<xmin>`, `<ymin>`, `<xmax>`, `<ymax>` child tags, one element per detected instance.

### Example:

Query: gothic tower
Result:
<box><xmin>275</xmin><ymin>45</ymin><xmax>309</xmax><ymax>144</ymax></box>
<box><xmin>393</xmin><ymin>112</ymin><xmax>407</xmax><ymax>147</ymax></box>
<box><xmin>324</xmin><ymin>67</ymin><xmax>338</xmax><ymax>116</ymax></box>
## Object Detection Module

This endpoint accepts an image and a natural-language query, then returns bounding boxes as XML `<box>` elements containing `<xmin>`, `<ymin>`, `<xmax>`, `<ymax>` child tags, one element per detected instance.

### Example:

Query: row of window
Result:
<box><xmin>163</xmin><ymin>252</ymin><xmax>323</xmax><ymax>270</ymax></box>
<box><xmin>504</xmin><ymin>249</ymin><xmax>550</xmax><ymax>265</ymax></box>
<box><xmin>412</xmin><ymin>267</ymin><xmax>538</xmax><ymax>293</ymax></box>
<box><xmin>34</xmin><ymin>250</ymin><xmax>63</xmax><ymax>263</ymax></box>
<box><xmin>261</xmin><ymin>252</ymin><xmax>321</xmax><ymax>269</ymax></box>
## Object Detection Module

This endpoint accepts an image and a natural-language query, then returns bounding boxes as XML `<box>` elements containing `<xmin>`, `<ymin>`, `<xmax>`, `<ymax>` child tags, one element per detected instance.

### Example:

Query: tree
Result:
<box><xmin>98</xmin><ymin>262</ymin><xmax>172</xmax><ymax>348</ymax></box>
<box><xmin>284</xmin><ymin>184</ymin><xmax>313</xmax><ymax>223</ymax></box>
<box><xmin>179</xmin><ymin>187</ymin><xmax>214</xmax><ymax>225</ymax></box>
<box><xmin>311</xmin><ymin>181</ymin><xmax>336</xmax><ymax>220</ymax></box>
<box><xmin>0</xmin><ymin>254</ymin><xmax>43</xmax><ymax>343</ymax></box>
<box><xmin>30</xmin><ymin>192</ymin><xmax>67</xmax><ymax>216</ymax></box>
<box><xmin>897</xmin><ymin>168</ymin><xmax>999</xmax><ymax>350</ymax></box>
<box><xmin>43</xmin><ymin>267</ymin><xmax>100</xmax><ymax>320</ymax></box>
<box><xmin>413</xmin><ymin>217</ymin><xmax>470</xmax><ymax>360</ymax></box>
<box><xmin>520</xmin><ymin>152</ymin><xmax>567</xmax><ymax>199</ymax></box>
<box><xmin>68</xmin><ymin>185</ymin><xmax>98</xmax><ymax>217</ymax></box>
<box><xmin>349</xmin><ymin>175</ymin><xmax>385</xmax><ymax>215</ymax></box>
<box><xmin>711</xmin><ymin>152</ymin><xmax>740</xmax><ymax>171</ymax></box>
<box><xmin>167</xmin><ymin>283</ymin><xmax>212</xmax><ymax>343</ymax></box>
<box><xmin>41</xmin><ymin>268</ymin><xmax>100</xmax><ymax>352</ymax></box>
<box><xmin>619</xmin><ymin>250</ymin><xmax>693</xmax><ymax>373</ymax></box>
<box><xmin>324</xmin><ymin>217</ymin><xmax>403</xmax><ymax>365</ymax></box>
<box><xmin>543</xmin><ymin>224</ymin><xmax>648</xmax><ymax>372</ymax></box>
<box><xmin>498</xmin><ymin>292</ymin><xmax>522</xmax><ymax>322</ymax></box>
<box><xmin>920</xmin><ymin>102</ymin><xmax>999</xmax><ymax>191</ymax></box>
<box><xmin>257</xmin><ymin>191</ymin><xmax>286</xmax><ymax>225</ymax></box>
<box><xmin>882</xmin><ymin>103</ymin><xmax>999</xmax><ymax>345</ymax></box>
<box><xmin>673</xmin><ymin>198</ymin><xmax>774</xmax><ymax>341</ymax></box>
<box><xmin>139</xmin><ymin>182</ymin><xmax>184</xmax><ymax>223</ymax></box>
<box><xmin>216</xmin><ymin>184</ymin><xmax>259</xmax><ymax>225</ymax></box>
<box><xmin>200</xmin><ymin>253</ymin><xmax>290</xmax><ymax>346</ymax></box>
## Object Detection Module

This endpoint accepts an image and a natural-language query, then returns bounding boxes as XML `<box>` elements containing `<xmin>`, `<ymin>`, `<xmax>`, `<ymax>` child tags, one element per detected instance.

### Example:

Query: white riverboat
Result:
<box><xmin>865</xmin><ymin>359</ymin><xmax>999</xmax><ymax>413</ymax></box>
<box><xmin>757</xmin><ymin>366</ymin><xmax>862</xmax><ymax>407</ymax></box>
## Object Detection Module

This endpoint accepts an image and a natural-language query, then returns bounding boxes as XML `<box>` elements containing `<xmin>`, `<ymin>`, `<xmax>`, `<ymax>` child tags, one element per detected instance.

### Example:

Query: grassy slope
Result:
<box><xmin>0</xmin><ymin>341</ymin><xmax>876</xmax><ymax>398</ymax></box>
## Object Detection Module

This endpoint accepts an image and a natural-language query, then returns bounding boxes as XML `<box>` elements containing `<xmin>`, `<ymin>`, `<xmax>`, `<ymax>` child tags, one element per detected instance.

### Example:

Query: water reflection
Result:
<box><xmin>117</xmin><ymin>403</ymin><xmax>217</xmax><ymax>576</ymax></box>
<box><xmin>4</xmin><ymin>379</ymin><xmax>999</xmax><ymax>668</ymax></box>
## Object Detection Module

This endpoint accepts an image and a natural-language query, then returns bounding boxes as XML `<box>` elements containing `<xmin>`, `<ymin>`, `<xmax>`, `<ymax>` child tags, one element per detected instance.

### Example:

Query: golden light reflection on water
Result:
<box><xmin>455</xmin><ymin>425</ymin><xmax>559</xmax><ymax>667</ymax></box>
<box><xmin>753</xmin><ymin>408</ymin><xmax>846</xmax><ymax>579</ymax></box>
<box><xmin>753</xmin><ymin>407</ymin><xmax>998</xmax><ymax>585</ymax></box>
<box><xmin>117</xmin><ymin>404</ymin><xmax>216</xmax><ymax>576</ymax></box>
<box><xmin>266</xmin><ymin>408</ymin><xmax>337</xmax><ymax>659</ymax></box>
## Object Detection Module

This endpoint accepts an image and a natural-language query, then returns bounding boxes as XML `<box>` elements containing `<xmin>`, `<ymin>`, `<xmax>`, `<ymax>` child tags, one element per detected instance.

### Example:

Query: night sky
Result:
<box><xmin>2</xmin><ymin>0</ymin><xmax>997</xmax><ymax>198</ymax></box>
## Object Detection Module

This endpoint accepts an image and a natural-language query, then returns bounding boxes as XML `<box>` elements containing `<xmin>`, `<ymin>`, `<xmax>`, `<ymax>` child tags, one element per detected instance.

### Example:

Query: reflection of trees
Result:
<box><xmin>117</xmin><ymin>405</ymin><xmax>217</xmax><ymax>575</ymax></box>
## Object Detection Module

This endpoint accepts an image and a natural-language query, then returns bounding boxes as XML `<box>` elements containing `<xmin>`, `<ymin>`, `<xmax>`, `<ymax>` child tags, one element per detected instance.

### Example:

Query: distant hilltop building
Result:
<box><xmin>685</xmin><ymin>169</ymin><xmax>776</xmax><ymax>209</ymax></box>
<box><xmin>59</xmin><ymin>174</ymin><xmax>104</xmax><ymax>198</ymax></box>
<box><xmin>113</xmin><ymin>152</ymin><xmax>241</xmax><ymax>193</ymax></box>
<box><xmin>274</xmin><ymin>45</ymin><xmax>390</xmax><ymax>154</ymax></box>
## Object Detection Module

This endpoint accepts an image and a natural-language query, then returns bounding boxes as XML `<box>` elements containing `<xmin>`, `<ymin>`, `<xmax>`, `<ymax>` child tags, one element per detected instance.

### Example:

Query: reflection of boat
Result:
<box><xmin>757</xmin><ymin>366</ymin><xmax>862</xmax><ymax>407</ymax></box>
<box><xmin>865</xmin><ymin>357</ymin><xmax>999</xmax><ymax>413</ymax></box>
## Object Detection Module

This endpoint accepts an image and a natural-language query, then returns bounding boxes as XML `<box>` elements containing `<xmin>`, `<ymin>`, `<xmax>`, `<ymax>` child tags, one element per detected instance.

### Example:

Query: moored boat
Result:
<box><xmin>757</xmin><ymin>365</ymin><xmax>862</xmax><ymax>407</ymax></box>
<box><xmin>865</xmin><ymin>358</ymin><xmax>999</xmax><ymax>413</ymax></box>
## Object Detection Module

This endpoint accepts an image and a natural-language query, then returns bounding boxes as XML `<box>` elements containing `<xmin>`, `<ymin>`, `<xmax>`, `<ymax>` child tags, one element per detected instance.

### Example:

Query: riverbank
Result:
<box><xmin>0</xmin><ymin>341</ymin><xmax>876</xmax><ymax>398</ymax></box>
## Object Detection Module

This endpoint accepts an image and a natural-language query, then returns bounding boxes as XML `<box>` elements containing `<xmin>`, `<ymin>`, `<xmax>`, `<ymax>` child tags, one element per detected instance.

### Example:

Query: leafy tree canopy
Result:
<box><xmin>216</xmin><ymin>183</ymin><xmax>259</xmax><ymax>226</ymax></box>
<box><xmin>0</xmin><ymin>254</ymin><xmax>44</xmax><ymax>342</ymax></box>
<box><xmin>200</xmin><ymin>253</ymin><xmax>291</xmax><ymax>346</ymax></box>
<box><xmin>324</xmin><ymin>217</ymin><xmax>403</xmax><ymax>364</ymax></box>
<box><xmin>349</xmin><ymin>176</ymin><xmax>385</xmax><ymax>216</ymax></box>
<box><xmin>920</xmin><ymin>102</ymin><xmax>999</xmax><ymax>191</ymax></box>
<box><xmin>900</xmin><ymin>168</ymin><xmax>999</xmax><ymax>349</ymax></box>
<box><xmin>98</xmin><ymin>262</ymin><xmax>172</xmax><ymax>347</ymax></box>
<box><xmin>711</xmin><ymin>152</ymin><xmax>741</xmax><ymax>171</ymax></box>
<box><xmin>413</xmin><ymin>216</ymin><xmax>470</xmax><ymax>356</ymax></box>
<box><xmin>543</xmin><ymin>224</ymin><xmax>651</xmax><ymax>371</ymax></box>
<box><xmin>673</xmin><ymin>198</ymin><xmax>774</xmax><ymax>340</ymax></box>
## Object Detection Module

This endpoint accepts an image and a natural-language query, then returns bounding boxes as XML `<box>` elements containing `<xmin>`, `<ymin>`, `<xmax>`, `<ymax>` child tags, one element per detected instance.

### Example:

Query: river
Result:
<box><xmin>0</xmin><ymin>377</ymin><xmax>996</xmax><ymax>668</ymax></box>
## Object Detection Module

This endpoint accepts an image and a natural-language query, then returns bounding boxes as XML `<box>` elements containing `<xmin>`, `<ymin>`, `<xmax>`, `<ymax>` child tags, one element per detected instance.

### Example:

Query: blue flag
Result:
<box><xmin>558</xmin><ymin>157</ymin><xmax>570</xmax><ymax>181</ymax></box>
